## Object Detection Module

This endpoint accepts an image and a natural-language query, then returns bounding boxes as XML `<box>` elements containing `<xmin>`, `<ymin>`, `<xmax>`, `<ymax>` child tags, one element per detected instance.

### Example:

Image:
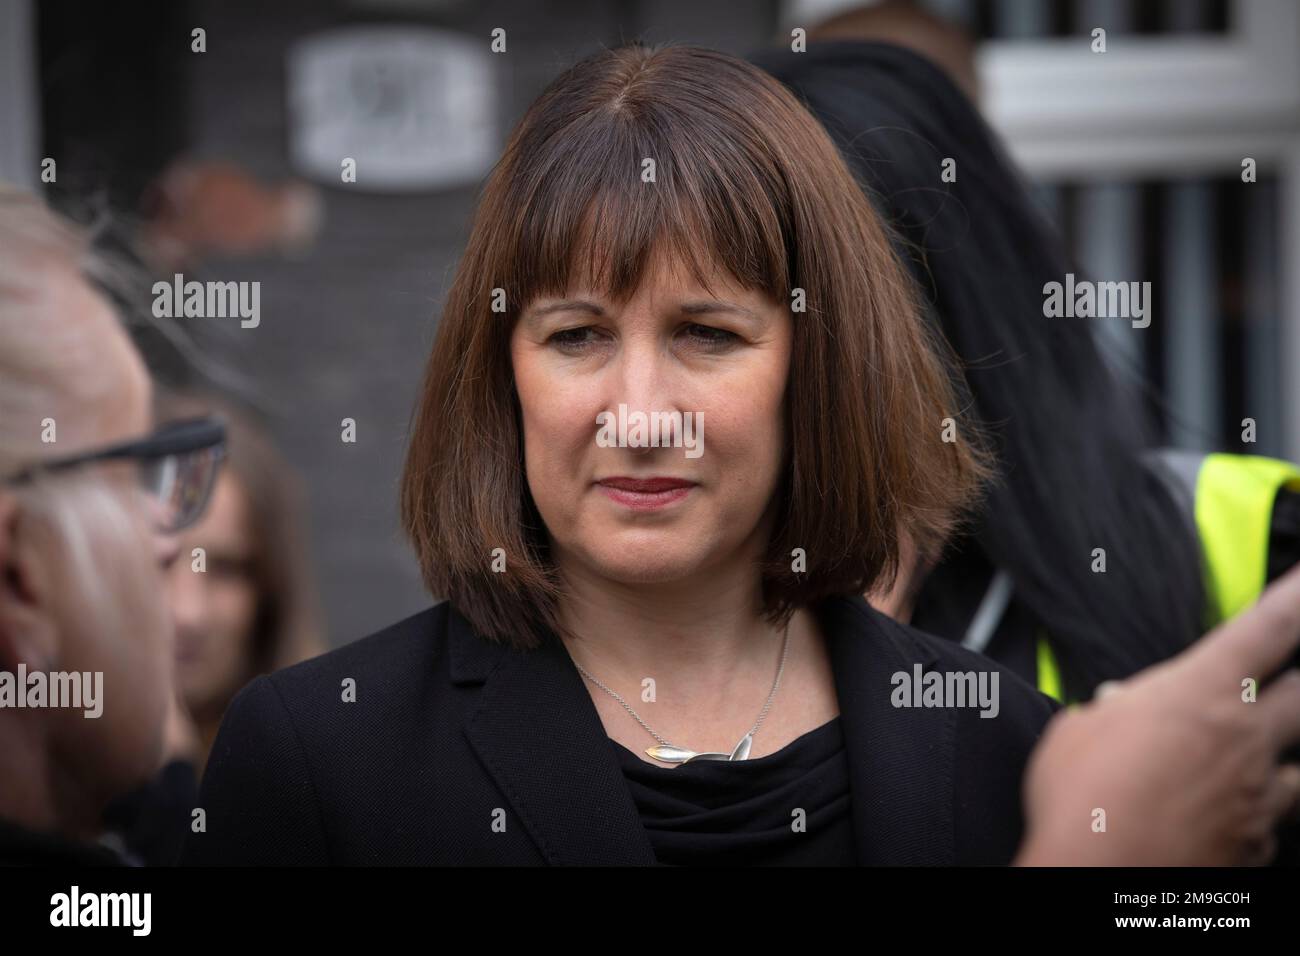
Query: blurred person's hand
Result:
<box><xmin>1016</xmin><ymin>563</ymin><xmax>1300</xmax><ymax>865</ymax></box>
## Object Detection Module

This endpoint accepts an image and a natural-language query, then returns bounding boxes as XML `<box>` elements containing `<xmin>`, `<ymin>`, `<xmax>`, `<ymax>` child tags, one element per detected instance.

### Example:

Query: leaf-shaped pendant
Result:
<box><xmin>645</xmin><ymin>744</ymin><xmax>699</xmax><ymax>764</ymax></box>
<box><xmin>682</xmin><ymin>751</ymin><xmax>733</xmax><ymax>763</ymax></box>
<box><xmin>647</xmin><ymin>744</ymin><xmax>735</xmax><ymax>764</ymax></box>
<box><xmin>730</xmin><ymin>733</ymin><xmax>753</xmax><ymax>761</ymax></box>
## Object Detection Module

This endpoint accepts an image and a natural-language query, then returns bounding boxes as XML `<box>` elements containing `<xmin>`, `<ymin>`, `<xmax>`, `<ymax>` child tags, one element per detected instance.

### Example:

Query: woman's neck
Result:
<box><xmin>552</xmin><ymin>555</ymin><xmax>827</xmax><ymax>758</ymax></box>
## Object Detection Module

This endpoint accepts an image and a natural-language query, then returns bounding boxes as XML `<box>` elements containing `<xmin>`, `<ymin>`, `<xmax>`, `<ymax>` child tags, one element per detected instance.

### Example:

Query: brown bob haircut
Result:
<box><xmin>401</xmin><ymin>43</ymin><xmax>988</xmax><ymax>650</ymax></box>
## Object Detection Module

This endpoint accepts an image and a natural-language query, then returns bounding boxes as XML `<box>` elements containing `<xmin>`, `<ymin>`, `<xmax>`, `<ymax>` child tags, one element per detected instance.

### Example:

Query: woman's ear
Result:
<box><xmin>0</xmin><ymin>490</ymin><xmax>59</xmax><ymax>673</ymax></box>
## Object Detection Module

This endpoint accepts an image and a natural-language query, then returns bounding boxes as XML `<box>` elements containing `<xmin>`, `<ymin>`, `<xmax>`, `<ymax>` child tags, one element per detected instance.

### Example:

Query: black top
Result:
<box><xmin>180</xmin><ymin>595</ymin><xmax>1057</xmax><ymax>865</ymax></box>
<box><xmin>0</xmin><ymin>816</ymin><xmax>127</xmax><ymax>867</ymax></box>
<box><xmin>100</xmin><ymin>758</ymin><xmax>200</xmax><ymax>866</ymax></box>
<box><xmin>612</xmin><ymin>716</ymin><xmax>856</xmax><ymax>866</ymax></box>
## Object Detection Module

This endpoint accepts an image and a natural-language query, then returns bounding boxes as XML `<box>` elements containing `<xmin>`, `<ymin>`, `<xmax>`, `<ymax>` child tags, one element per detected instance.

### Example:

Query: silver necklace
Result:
<box><xmin>570</xmin><ymin>617</ymin><xmax>793</xmax><ymax>766</ymax></box>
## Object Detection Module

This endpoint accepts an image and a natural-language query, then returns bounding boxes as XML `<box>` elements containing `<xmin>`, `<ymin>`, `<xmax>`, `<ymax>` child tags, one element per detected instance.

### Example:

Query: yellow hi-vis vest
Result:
<box><xmin>1035</xmin><ymin>452</ymin><xmax>1300</xmax><ymax>704</ymax></box>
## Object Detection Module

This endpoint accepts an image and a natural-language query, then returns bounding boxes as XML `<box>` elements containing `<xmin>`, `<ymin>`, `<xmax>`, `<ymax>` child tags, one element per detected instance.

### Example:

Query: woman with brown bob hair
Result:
<box><xmin>183</xmin><ymin>43</ymin><xmax>1059</xmax><ymax>866</ymax></box>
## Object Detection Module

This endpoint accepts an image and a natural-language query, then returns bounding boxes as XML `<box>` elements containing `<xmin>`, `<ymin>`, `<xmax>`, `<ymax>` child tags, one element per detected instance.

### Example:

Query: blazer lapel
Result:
<box><xmin>452</xmin><ymin>607</ymin><xmax>658</xmax><ymax>865</ymax></box>
<box><xmin>819</xmin><ymin>597</ymin><xmax>957</xmax><ymax>865</ymax></box>
<box><xmin>452</xmin><ymin>597</ymin><xmax>957</xmax><ymax>866</ymax></box>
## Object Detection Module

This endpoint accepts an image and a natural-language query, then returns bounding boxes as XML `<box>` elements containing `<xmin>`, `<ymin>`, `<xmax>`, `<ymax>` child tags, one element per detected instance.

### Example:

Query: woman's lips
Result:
<box><xmin>596</xmin><ymin>477</ymin><xmax>695</xmax><ymax>511</ymax></box>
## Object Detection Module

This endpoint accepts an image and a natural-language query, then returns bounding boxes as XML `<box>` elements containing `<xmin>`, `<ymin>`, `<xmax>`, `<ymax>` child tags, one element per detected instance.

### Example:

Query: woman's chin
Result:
<box><xmin>580</xmin><ymin>543</ymin><xmax>712</xmax><ymax>587</ymax></box>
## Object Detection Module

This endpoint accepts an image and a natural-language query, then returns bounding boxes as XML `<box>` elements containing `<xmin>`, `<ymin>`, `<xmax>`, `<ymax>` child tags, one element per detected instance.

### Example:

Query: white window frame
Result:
<box><xmin>979</xmin><ymin>0</ymin><xmax>1300</xmax><ymax>460</ymax></box>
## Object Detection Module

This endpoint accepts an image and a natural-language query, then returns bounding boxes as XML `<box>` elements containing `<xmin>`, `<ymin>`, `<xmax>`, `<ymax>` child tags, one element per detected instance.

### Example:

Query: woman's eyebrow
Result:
<box><xmin>525</xmin><ymin>300</ymin><xmax>606</xmax><ymax>320</ymax></box>
<box><xmin>680</xmin><ymin>301</ymin><xmax>760</xmax><ymax>320</ymax></box>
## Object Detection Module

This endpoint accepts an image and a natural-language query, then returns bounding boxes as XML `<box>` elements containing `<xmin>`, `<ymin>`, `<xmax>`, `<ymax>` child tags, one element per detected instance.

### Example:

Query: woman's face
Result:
<box><xmin>167</xmin><ymin>470</ymin><xmax>259</xmax><ymax>717</ymax></box>
<box><xmin>510</xmin><ymin>252</ymin><xmax>792</xmax><ymax>589</ymax></box>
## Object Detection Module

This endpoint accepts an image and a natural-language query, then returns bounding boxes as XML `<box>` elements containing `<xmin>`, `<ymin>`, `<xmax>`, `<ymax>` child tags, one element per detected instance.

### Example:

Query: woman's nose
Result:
<box><xmin>611</xmin><ymin>337</ymin><xmax>677</xmax><ymax>417</ymax></box>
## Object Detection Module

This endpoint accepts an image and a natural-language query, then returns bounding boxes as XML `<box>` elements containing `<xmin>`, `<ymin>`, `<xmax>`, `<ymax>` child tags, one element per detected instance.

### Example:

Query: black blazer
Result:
<box><xmin>180</xmin><ymin>596</ymin><xmax>1059</xmax><ymax>865</ymax></box>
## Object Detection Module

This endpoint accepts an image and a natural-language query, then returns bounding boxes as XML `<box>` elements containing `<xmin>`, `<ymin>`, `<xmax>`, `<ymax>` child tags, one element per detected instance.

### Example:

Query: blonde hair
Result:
<box><xmin>0</xmin><ymin>184</ymin><xmax>155</xmax><ymax>635</ymax></box>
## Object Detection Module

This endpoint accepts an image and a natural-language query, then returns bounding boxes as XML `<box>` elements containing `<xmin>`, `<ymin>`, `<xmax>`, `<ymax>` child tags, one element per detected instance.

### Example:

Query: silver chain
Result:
<box><xmin>570</xmin><ymin>616</ymin><xmax>793</xmax><ymax>751</ymax></box>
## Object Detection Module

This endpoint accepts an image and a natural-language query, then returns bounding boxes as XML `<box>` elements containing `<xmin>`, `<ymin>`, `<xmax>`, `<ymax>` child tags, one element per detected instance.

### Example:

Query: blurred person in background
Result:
<box><xmin>159</xmin><ymin>390</ymin><xmax>322</xmax><ymax>775</ymax></box>
<box><xmin>100</xmin><ymin>390</ymin><xmax>323</xmax><ymax>865</ymax></box>
<box><xmin>750</xmin><ymin>11</ymin><xmax>1300</xmax><ymax>862</ymax></box>
<box><xmin>752</xmin><ymin>11</ymin><xmax>1299</xmax><ymax>707</ymax></box>
<box><xmin>792</xmin><ymin>0</ymin><xmax>980</xmax><ymax>102</ymax></box>
<box><xmin>0</xmin><ymin>184</ymin><xmax>224</xmax><ymax>865</ymax></box>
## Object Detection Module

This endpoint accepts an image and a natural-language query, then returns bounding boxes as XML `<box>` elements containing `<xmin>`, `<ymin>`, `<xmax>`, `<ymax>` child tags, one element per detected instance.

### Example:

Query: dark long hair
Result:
<box><xmin>750</xmin><ymin>40</ymin><xmax>1204</xmax><ymax>697</ymax></box>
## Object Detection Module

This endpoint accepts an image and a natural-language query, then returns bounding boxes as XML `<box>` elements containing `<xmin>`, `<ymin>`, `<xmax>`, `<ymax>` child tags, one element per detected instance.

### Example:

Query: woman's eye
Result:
<box><xmin>681</xmin><ymin>324</ymin><xmax>740</xmax><ymax>349</ymax></box>
<box><xmin>547</xmin><ymin>327</ymin><xmax>600</xmax><ymax>351</ymax></box>
<box><xmin>546</xmin><ymin>324</ymin><xmax>739</xmax><ymax>352</ymax></box>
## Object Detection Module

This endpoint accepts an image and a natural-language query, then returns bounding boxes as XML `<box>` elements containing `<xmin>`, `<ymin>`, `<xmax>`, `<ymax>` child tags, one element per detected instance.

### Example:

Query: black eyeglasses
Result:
<box><xmin>2</xmin><ymin>416</ymin><xmax>227</xmax><ymax>533</ymax></box>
